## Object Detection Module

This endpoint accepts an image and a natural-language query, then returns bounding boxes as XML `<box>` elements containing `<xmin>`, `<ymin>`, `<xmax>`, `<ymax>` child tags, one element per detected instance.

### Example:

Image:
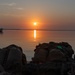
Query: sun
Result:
<box><xmin>34</xmin><ymin>22</ymin><xmax>37</xmax><ymax>26</ymax></box>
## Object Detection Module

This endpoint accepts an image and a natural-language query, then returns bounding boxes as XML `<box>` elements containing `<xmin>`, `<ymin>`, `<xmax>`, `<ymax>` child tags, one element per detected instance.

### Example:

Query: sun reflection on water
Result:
<box><xmin>34</xmin><ymin>30</ymin><xmax>36</xmax><ymax>41</ymax></box>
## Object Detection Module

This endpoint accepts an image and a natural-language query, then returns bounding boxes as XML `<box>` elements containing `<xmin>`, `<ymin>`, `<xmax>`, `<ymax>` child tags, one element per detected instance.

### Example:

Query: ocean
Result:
<box><xmin>0</xmin><ymin>30</ymin><xmax>75</xmax><ymax>61</ymax></box>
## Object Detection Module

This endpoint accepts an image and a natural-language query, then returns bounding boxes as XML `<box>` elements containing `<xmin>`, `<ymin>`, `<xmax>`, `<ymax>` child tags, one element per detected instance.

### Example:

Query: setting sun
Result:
<box><xmin>34</xmin><ymin>22</ymin><xmax>37</xmax><ymax>26</ymax></box>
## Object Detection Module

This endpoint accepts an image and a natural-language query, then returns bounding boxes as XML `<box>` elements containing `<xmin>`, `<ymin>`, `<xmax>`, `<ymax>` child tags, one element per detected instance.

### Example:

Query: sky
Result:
<box><xmin>0</xmin><ymin>0</ymin><xmax>75</xmax><ymax>30</ymax></box>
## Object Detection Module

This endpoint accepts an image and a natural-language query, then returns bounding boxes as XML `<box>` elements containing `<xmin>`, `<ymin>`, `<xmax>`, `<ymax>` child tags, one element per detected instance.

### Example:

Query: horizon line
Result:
<box><xmin>1</xmin><ymin>28</ymin><xmax>75</xmax><ymax>31</ymax></box>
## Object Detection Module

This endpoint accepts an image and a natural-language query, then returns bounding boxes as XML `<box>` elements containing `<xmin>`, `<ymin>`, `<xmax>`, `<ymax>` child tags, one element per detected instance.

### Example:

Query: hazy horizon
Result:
<box><xmin>1</xmin><ymin>28</ymin><xmax>75</xmax><ymax>31</ymax></box>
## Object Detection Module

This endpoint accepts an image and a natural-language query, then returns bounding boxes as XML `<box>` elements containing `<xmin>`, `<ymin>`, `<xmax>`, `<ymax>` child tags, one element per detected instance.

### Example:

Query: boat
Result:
<box><xmin>0</xmin><ymin>28</ymin><xmax>3</xmax><ymax>33</ymax></box>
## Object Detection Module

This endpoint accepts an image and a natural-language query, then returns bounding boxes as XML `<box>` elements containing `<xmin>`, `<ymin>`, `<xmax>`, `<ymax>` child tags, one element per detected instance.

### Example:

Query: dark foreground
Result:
<box><xmin>0</xmin><ymin>42</ymin><xmax>75</xmax><ymax>75</ymax></box>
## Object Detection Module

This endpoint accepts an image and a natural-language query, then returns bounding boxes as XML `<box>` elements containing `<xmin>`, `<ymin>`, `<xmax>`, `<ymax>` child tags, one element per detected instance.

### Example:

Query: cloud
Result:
<box><xmin>8</xmin><ymin>3</ymin><xmax>16</xmax><ymax>6</ymax></box>
<box><xmin>15</xmin><ymin>8</ymin><xmax>24</xmax><ymax>10</ymax></box>
<box><xmin>0</xmin><ymin>13</ymin><xmax>24</xmax><ymax>17</ymax></box>
<box><xmin>0</xmin><ymin>3</ymin><xmax>24</xmax><ymax>11</ymax></box>
<box><xmin>0</xmin><ymin>3</ymin><xmax>16</xmax><ymax>6</ymax></box>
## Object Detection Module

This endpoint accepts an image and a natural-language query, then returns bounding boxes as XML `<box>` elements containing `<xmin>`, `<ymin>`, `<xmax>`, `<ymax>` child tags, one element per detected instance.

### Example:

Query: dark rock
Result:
<box><xmin>0</xmin><ymin>44</ymin><xmax>27</xmax><ymax>75</ymax></box>
<box><xmin>0</xmin><ymin>65</ymin><xmax>4</xmax><ymax>72</ymax></box>
<box><xmin>32</xmin><ymin>42</ymin><xmax>74</xmax><ymax>63</ymax></box>
<box><xmin>0</xmin><ymin>49</ymin><xmax>6</xmax><ymax>65</ymax></box>
<box><xmin>0</xmin><ymin>42</ymin><xmax>75</xmax><ymax>75</ymax></box>
<box><xmin>0</xmin><ymin>72</ymin><xmax>10</xmax><ymax>75</ymax></box>
<box><xmin>59</xmin><ymin>42</ymin><xmax>74</xmax><ymax>58</ymax></box>
<box><xmin>47</xmin><ymin>49</ymin><xmax>66</xmax><ymax>62</ymax></box>
<box><xmin>32</xmin><ymin>48</ymin><xmax>48</xmax><ymax>63</ymax></box>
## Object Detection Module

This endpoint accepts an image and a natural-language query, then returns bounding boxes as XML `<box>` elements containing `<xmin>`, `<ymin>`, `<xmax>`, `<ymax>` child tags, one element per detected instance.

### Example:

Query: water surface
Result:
<box><xmin>0</xmin><ymin>30</ymin><xmax>75</xmax><ymax>61</ymax></box>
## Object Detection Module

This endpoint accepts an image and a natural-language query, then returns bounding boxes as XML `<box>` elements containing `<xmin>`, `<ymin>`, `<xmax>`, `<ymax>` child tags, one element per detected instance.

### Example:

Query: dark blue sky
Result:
<box><xmin>0</xmin><ymin>0</ymin><xmax>75</xmax><ymax>29</ymax></box>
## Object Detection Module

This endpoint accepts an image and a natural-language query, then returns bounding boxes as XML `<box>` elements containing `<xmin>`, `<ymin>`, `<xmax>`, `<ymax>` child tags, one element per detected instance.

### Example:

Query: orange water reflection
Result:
<box><xmin>34</xmin><ymin>30</ymin><xmax>36</xmax><ymax>41</ymax></box>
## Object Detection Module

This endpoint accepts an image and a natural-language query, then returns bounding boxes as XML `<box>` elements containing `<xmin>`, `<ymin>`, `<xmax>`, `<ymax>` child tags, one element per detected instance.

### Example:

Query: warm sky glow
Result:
<box><xmin>0</xmin><ymin>0</ymin><xmax>75</xmax><ymax>30</ymax></box>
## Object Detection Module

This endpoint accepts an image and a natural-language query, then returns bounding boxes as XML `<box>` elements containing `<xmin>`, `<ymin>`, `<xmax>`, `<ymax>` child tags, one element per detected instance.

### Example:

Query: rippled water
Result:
<box><xmin>0</xmin><ymin>30</ymin><xmax>75</xmax><ymax>61</ymax></box>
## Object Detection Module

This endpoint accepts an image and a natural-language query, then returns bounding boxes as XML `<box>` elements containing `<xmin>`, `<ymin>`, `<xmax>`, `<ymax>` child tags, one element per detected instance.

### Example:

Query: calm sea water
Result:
<box><xmin>0</xmin><ymin>30</ymin><xmax>75</xmax><ymax>61</ymax></box>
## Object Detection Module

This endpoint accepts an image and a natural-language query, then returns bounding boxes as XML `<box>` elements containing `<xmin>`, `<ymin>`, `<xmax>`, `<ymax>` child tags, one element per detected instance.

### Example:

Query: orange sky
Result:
<box><xmin>0</xmin><ymin>0</ymin><xmax>75</xmax><ymax>30</ymax></box>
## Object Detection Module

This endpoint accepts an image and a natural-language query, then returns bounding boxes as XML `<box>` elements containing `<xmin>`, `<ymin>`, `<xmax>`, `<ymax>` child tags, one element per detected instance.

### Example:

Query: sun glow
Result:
<box><xmin>34</xmin><ymin>22</ymin><xmax>37</xmax><ymax>26</ymax></box>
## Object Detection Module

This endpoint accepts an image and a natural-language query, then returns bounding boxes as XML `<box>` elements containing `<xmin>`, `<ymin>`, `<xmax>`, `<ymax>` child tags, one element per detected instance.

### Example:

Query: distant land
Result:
<box><xmin>0</xmin><ymin>28</ymin><xmax>75</xmax><ymax>31</ymax></box>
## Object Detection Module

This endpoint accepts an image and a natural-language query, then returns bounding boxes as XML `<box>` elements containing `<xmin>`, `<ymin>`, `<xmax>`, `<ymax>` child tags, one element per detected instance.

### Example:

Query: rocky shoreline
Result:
<box><xmin>0</xmin><ymin>42</ymin><xmax>75</xmax><ymax>75</ymax></box>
